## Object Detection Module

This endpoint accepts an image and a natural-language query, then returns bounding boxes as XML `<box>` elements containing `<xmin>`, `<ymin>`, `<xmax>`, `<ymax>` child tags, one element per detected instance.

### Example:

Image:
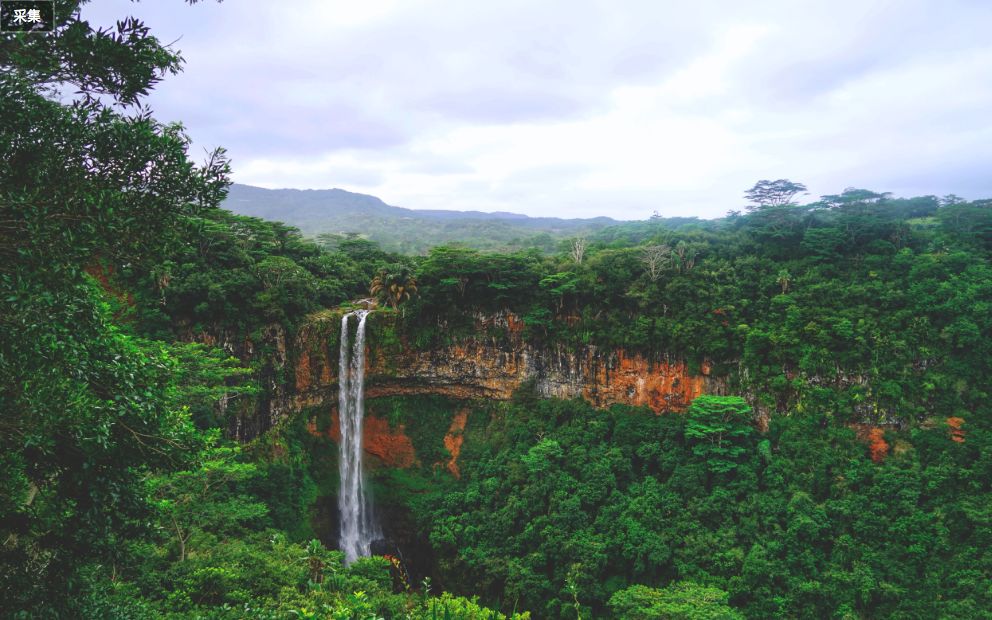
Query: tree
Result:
<box><xmin>800</xmin><ymin>227</ymin><xmax>845</xmax><ymax>261</ymax></box>
<box><xmin>0</xmin><ymin>2</ymin><xmax>233</xmax><ymax>612</ymax></box>
<box><xmin>570</xmin><ymin>237</ymin><xmax>588</xmax><ymax>264</ymax></box>
<box><xmin>608</xmin><ymin>582</ymin><xmax>744</xmax><ymax>619</ymax></box>
<box><xmin>539</xmin><ymin>272</ymin><xmax>580</xmax><ymax>312</ymax></box>
<box><xmin>370</xmin><ymin>268</ymin><xmax>418</xmax><ymax>308</ymax></box>
<box><xmin>938</xmin><ymin>200</ymin><xmax>992</xmax><ymax>251</ymax></box>
<box><xmin>671</xmin><ymin>240</ymin><xmax>698</xmax><ymax>272</ymax></box>
<box><xmin>418</xmin><ymin>246</ymin><xmax>486</xmax><ymax>304</ymax></box>
<box><xmin>1</xmin><ymin>6</ymin><xmax>230</xmax><ymax>274</ymax></box>
<box><xmin>819</xmin><ymin>187</ymin><xmax>890</xmax><ymax>211</ymax></box>
<box><xmin>776</xmin><ymin>269</ymin><xmax>791</xmax><ymax>294</ymax></box>
<box><xmin>684</xmin><ymin>396</ymin><xmax>755</xmax><ymax>474</ymax></box>
<box><xmin>744</xmin><ymin>179</ymin><xmax>807</xmax><ymax>211</ymax></box>
<box><xmin>149</xmin><ymin>445</ymin><xmax>268</xmax><ymax>562</ymax></box>
<box><xmin>641</xmin><ymin>244</ymin><xmax>671</xmax><ymax>281</ymax></box>
<box><xmin>256</xmin><ymin>255</ymin><xmax>315</xmax><ymax>290</ymax></box>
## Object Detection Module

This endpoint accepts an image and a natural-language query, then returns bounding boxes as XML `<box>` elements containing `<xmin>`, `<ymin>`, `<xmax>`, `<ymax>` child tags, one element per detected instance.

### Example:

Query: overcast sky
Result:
<box><xmin>84</xmin><ymin>0</ymin><xmax>992</xmax><ymax>219</ymax></box>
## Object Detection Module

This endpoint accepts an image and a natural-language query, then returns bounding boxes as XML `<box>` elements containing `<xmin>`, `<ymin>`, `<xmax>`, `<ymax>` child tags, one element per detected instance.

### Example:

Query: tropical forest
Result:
<box><xmin>3</xmin><ymin>2</ymin><xmax>992</xmax><ymax>619</ymax></box>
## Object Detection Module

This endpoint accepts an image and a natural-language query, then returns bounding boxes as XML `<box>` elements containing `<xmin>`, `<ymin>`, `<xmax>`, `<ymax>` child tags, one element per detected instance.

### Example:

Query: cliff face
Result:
<box><xmin>179</xmin><ymin>322</ymin><xmax>295</xmax><ymax>440</ymax></box>
<box><xmin>310</xmin><ymin>411</ymin><xmax>418</xmax><ymax>468</ymax></box>
<box><xmin>298</xmin><ymin>311</ymin><xmax>725</xmax><ymax>414</ymax></box>
<box><xmin>187</xmin><ymin>310</ymin><xmax>726</xmax><ymax>441</ymax></box>
<box><xmin>362</xmin><ymin>343</ymin><xmax>721</xmax><ymax>411</ymax></box>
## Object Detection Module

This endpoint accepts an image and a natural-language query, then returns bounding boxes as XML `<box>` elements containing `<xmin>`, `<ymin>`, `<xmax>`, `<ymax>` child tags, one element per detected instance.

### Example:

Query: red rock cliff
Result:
<box><xmin>292</xmin><ymin>311</ymin><xmax>725</xmax><ymax>416</ymax></box>
<box><xmin>190</xmin><ymin>310</ymin><xmax>726</xmax><ymax>441</ymax></box>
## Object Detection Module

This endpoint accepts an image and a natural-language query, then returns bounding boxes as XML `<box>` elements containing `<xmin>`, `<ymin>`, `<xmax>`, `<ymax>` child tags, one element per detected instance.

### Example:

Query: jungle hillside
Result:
<box><xmin>3</xmin><ymin>2</ymin><xmax>992</xmax><ymax>620</ymax></box>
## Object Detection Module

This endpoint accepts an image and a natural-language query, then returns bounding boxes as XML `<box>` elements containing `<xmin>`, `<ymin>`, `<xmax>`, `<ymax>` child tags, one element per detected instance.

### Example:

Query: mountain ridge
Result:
<box><xmin>225</xmin><ymin>183</ymin><xmax>619</xmax><ymax>223</ymax></box>
<box><xmin>222</xmin><ymin>183</ymin><xmax>619</xmax><ymax>253</ymax></box>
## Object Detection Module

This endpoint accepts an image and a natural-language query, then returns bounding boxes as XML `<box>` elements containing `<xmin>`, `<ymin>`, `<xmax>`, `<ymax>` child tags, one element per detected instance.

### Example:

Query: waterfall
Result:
<box><xmin>337</xmin><ymin>310</ymin><xmax>379</xmax><ymax>564</ymax></box>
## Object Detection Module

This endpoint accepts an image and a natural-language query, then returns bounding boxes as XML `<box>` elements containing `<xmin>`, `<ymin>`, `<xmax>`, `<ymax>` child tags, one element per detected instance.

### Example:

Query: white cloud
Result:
<box><xmin>82</xmin><ymin>0</ymin><xmax>992</xmax><ymax>219</ymax></box>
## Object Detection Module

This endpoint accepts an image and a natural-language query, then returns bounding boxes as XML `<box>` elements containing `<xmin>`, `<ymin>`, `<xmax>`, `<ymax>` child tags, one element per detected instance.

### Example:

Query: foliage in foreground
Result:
<box><xmin>0</xmin><ymin>3</ymin><xmax>518</xmax><ymax>616</ymax></box>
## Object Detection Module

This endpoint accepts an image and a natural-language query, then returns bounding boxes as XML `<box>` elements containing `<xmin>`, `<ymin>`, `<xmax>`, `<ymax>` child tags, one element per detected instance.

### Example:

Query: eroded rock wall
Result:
<box><xmin>189</xmin><ymin>310</ymin><xmax>726</xmax><ymax>441</ymax></box>
<box><xmin>309</xmin><ymin>412</ymin><xmax>417</xmax><ymax>469</ymax></box>
<box><xmin>362</xmin><ymin>342</ymin><xmax>721</xmax><ymax>412</ymax></box>
<box><xmin>299</xmin><ymin>311</ymin><xmax>725</xmax><ymax>415</ymax></box>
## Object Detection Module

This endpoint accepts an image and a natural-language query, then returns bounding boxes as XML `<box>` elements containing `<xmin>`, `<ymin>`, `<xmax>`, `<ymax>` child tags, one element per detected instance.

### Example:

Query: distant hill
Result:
<box><xmin>222</xmin><ymin>184</ymin><xmax>618</xmax><ymax>254</ymax></box>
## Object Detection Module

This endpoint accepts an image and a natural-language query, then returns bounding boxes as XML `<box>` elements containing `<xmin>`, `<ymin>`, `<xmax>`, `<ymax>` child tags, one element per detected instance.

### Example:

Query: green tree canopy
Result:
<box><xmin>608</xmin><ymin>582</ymin><xmax>744</xmax><ymax>620</ymax></box>
<box><xmin>684</xmin><ymin>396</ymin><xmax>755</xmax><ymax>474</ymax></box>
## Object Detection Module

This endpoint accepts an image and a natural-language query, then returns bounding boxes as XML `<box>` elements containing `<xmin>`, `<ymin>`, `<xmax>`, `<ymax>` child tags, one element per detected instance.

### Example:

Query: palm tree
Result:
<box><xmin>370</xmin><ymin>269</ymin><xmax>418</xmax><ymax>309</ymax></box>
<box><xmin>776</xmin><ymin>269</ymin><xmax>791</xmax><ymax>294</ymax></box>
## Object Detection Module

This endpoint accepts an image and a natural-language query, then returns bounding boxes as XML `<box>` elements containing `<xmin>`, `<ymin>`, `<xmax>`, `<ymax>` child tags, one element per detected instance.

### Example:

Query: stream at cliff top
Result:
<box><xmin>338</xmin><ymin>309</ymin><xmax>381</xmax><ymax>564</ymax></box>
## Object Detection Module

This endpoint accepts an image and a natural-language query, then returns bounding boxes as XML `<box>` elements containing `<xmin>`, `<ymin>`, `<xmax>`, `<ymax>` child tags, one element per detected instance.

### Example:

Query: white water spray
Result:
<box><xmin>337</xmin><ymin>310</ymin><xmax>379</xmax><ymax>564</ymax></box>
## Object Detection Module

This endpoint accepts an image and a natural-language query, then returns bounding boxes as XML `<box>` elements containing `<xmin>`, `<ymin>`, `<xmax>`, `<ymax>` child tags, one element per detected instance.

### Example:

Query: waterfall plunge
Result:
<box><xmin>337</xmin><ymin>310</ymin><xmax>379</xmax><ymax>564</ymax></box>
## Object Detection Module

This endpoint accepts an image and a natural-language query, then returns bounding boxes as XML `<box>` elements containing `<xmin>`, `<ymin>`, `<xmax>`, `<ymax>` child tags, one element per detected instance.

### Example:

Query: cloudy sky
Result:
<box><xmin>84</xmin><ymin>0</ymin><xmax>992</xmax><ymax>219</ymax></box>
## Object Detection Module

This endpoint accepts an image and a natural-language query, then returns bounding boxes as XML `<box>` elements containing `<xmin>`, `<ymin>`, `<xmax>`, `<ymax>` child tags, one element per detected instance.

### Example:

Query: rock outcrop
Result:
<box><xmin>443</xmin><ymin>410</ymin><xmax>468</xmax><ymax>478</ymax></box>
<box><xmin>189</xmin><ymin>309</ymin><xmax>726</xmax><ymax>441</ymax></box>
<box><xmin>363</xmin><ymin>341</ymin><xmax>720</xmax><ymax>412</ymax></box>
<box><xmin>296</xmin><ymin>311</ymin><xmax>725</xmax><ymax>416</ymax></box>
<box><xmin>309</xmin><ymin>412</ymin><xmax>417</xmax><ymax>469</ymax></box>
